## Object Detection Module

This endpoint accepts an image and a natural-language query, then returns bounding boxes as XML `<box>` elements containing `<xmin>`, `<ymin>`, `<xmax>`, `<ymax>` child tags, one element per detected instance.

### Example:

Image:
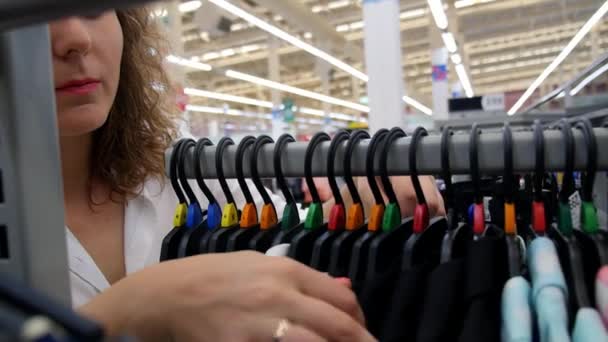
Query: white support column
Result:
<box><xmin>316</xmin><ymin>46</ymin><xmax>333</xmax><ymax>128</ymax></box>
<box><xmin>430</xmin><ymin>24</ymin><xmax>449</xmax><ymax>121</ymax></box>
<box><xmin>363</xmin><ymin>0</ymin><xmax>405</xmax><ymax>133</ymax></box>
<box><xmin>352</xmin><ymin>77</ymin><xmax>362</xmax><ymax>122</ymax></box>
<box><xmin>268</xmin><ymin>36</ymin><xmax>285</xmax><ymax>138</ymax></box>
<box><xmin>165</xmin><ymin>1</ymin><xmax>191</xmax><ymax>132</ymax></box>
<box><xmin>268</xmin><ymin>36</ymin><xmax>281</xmax><ymax>106</ymax></box>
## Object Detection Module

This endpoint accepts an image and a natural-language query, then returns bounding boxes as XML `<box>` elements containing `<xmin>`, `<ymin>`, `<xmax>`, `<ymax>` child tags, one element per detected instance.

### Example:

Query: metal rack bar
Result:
<box><xmin>166</xmin><ymin>128</ymin><xmax>608</xmax><ymax>179</ymax></box>
<box><xmin>0</xmin><ymin>26</ymin><xmax>70</xmax><ymax>304</ymax></box>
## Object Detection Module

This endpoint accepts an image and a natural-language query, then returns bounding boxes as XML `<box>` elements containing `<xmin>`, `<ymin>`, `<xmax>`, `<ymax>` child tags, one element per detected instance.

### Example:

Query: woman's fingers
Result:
<box><xmin>276</xmin><ymin>259</ymin><xmax>366</xmax><ymax>326</ymax></box>
<box><xmin>278</xmin><ymin>291</ymin><xmax>375</xmax><ymax>342</ymax></box>
<box><xmin>270</xmin><ymin>319</ymin><xmax>326</xmax><ymax>342</ymax></box>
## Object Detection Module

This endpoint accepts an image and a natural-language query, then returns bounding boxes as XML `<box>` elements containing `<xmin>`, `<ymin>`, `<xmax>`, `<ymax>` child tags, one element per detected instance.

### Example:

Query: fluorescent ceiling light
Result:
<box><xmin>225</xmin><ymin>69</ymin><xmax>370</xmax><ymax>112</ymax></box>
<box><xmin>402</xmin><ymin>96</ymin><xmax>433</xmax><ymax>116</ymax></box>
<box><xmin>185</xmin><ymin>88</ymin><xmax>274</xmax><ymax>108</ymax></box>
<box><xmin>179</xmin><ymin>0</ymin><xmax>202</xmax><ymax>13</ymax></box>
<box><xmin>508</xmin><ymin>0</ymin><xmax>608</xmax><ymax>115</ymax></box>
<box><xmin>451</xmin><ymin>53</ymin><xmax>462</xmax><ymax>65</ymax></box>
<box><xmin>207</xmin><ymin>0</ymin><xmax>368</xmax><ymax>82</ymax></box>
<box><xmin>187</xmin><ymin>105</ymin><xmax>272</xmax><ymax>119</ymax></box>
<box><xmin>557</xmin><ymin>91</ymin><xmax>566</xmax><ymax>99</ymax></box>
<box><xmin>427</xmin><ymin>0</ymin><xmax>448</xmax><ymax>30</ymax></box>
<box><xmin>401</xmin><ymin>8</ymin><xmax>427</xmax><ymax>19</ymax></box>
<box><xmin>166</xmin><ymin>55</ymin><xmax>212</xmax><ymax>71</ymax></box>
<box><xmin>455</xmin><ymin>64</ymin><xmax>475</xmax><ymax>98</ymax></box>
<box><xmin>570</xmin><ymin>63</ymin><xmax>608</xmax><ymax>96</ymax></box>
<box><xmin>185</xmin><ymin>88</ymin><xmax>362</xmax><ymax>121</ymax></box>
<box><xmin>441</xmin><ymin>32</ymin><xmax>458</xmax><ymax>53</ymax></box>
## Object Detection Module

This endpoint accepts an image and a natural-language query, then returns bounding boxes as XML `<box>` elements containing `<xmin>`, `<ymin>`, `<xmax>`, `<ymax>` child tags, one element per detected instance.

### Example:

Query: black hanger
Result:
<box><xmin>207</xmin><ymin>137</ymin><xmax>241</xmax><ymax>253</ymax></box>
<box><xmin>574</xmin><ymin>119</ymin><xmax>608</xmax><ymax>265</ymax></box>
<box><xmin>348</xmin><ymin>129</ymin><xmax>389</xmax><ymax>284</ymax></box>
<box><xmin>160</xmin><ymin>139</ymin><xmax>194</xmax><ymax>261</ymax></box>
<box><xmin>288</xmin><ymin>132</ymin><xmax>331</xmax><ymax>265</ymax></box>
<box><xmin>572</xmin><ymin>119</ymin><xmax>608</xmax><ymax>305</ymax></box>
<box><xmin>271</xmin><ymin>133</ymin><xmax>302</xmax><ymax>245</ymax></box>
<box><xmin>469</xmin><ymin>123</ymin><xmax>487</xmax><ymax>239</ymax></box>
<box><xmin>328</xmin><ymin>130</ymin><xmax>371</xmax><ymax>277</ymax></box>
<box><xmin>178</xmin><ymin>138</ymin><xmax>217</xmax><ymax>258</ymax></box>
<box><xmin>546</xmin><ymin>120</ymin><xmax>591</xmax><ymax>316</ymax></box>
<box><xmin>226</xmin><ymin>136</ymin><xmax>260</xmax><ymax>252</ymax></box>
<box><xmin>440</xmin><ymin>127</ymin><xmax>471</xmax><ymax>263</ymax></box>
<box><xmin>401</xmin><ymin>127</ymin><xmax>447</xmax><ymax>270</ymax></box>
<box><xmin>366</xmin><ymin>127</ymin><xmax>413</xmax><ymax>279</ymax></box>
<box><xmin>502</xmin><ymin>123</ymin><xmax>524</xmax><ymax>277</ymax></box>
<box><xmin>195</xmin><ymin>138</ymin><xmax>222</xmax><ymax>230</ymax></box>
<box><xmin>311</xmin><ymin>130</ymin><xmax>350</xmax><ymax>271</ymax></box>
<box><xmin>249</xmin><ymin>135</ymin><xmax>283</xmax><ymax>252</ymax></box>
<box><xmin>177</xmin><ymin>139</ymin><xmax>204</xmax><ymax>229</ymax></box>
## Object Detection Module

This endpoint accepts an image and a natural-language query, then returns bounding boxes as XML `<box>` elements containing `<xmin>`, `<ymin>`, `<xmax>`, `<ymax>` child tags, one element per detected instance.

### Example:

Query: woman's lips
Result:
<box><xmin>55</xmin><ymin>80</ymin><xmax>101</xmax><ymax>95</ymax></box>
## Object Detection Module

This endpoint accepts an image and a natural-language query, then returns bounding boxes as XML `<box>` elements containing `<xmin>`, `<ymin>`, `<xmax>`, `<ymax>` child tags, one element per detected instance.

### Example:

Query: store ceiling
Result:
<box><xmin>167</xmin><ymin>0</ymin><xmax>607</xmax><ymax>120</ymax></box>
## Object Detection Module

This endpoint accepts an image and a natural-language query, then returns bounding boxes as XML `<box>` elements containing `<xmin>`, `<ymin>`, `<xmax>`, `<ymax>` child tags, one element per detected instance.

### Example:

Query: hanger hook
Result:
<box><xmin>345</xmin><ymin>130</ymin><xmax>371</xmax><ymax>206</ymax></box>
<box><xmin>215</xmin><ymin>137</ymin><xmax>235</xmax><ymax>205</ymax></box>
<box><xmin>366</xmin><ymin>129</ymin><xmax>389</xmax><ymax>206</ymax></box>
<box><xmin>327</xmin><ymin>130</ymin><xmax>351</xmax><ymax>205</ymax></box>
<box><xmin>440</xmin><ymin>127</ymin><xmax>454</xmax><ymax>215</ymax></box>
<box><xmin>503</xmin><ymin>122</ymin><xmax>517</xmax><ymax>236</ymax></box>
<box><xmin>194</xmin><ymin>138</ymin><xmax>217</xmax><ymax>205</ymax></box>
<box><xmin>576</xmin><ymin>118</ymin><xmax>600</xmax><ymax>234</ymax></box>
<box><xmin>533</xmin><ymin>120</ymin><xmax>545</xmax><ymax>203</ymax></box>
<box><xmin>556</xmin><ymin>119</ymin><xmax>575</xmax><ymax>235</ymax></box>
<box><xmin>380</xmin><ymin>127</ymin><xmax>407</xmax><ymax>210</ymax></box>
<box><xmin>366</xmin><ymin>129</ymin><xmax>389</xmax><ymax>232</ymax></box>
<box><xmin>170</xmin><ymin>139</ymin><xmax>188</xmax><ymax>205</ymax></box>
<box><xmin>576</xmin><ymin>119</ymin><xmax>597</xmax><ymax>203</ymax></box>
<box><xmin>305</xmin><ymin>132</ymin><xmax>332</xmax><ymax>204</ymax></box>
<box><xmin>410</xmin><ymin>127</ymin><xmax>429</xmax><ymax>234</ymax></box>
<box><xmin>235</xmin><ymin>136</ymin><xmax>256</xmax><ymax>205</ymax></box>
<box><xmin>251</xmin><ymin>135</ymin><xmax>275</xmax><ymax>206</ymax></box>
<box><xmin>503</xmin><ymin>123</ymin><xmax>514</xmax><ymax>203</ymax></box>
<box><xmin>177</xmin><ymin>138</ymin><xmax>200</xmax><ymax>207</ymax></box>
<box><xmin>410</xmin><ymin>127</ymin><xmax>429</xmax><ymax>205</ymax></box>
<box><xmin>469</xmin><ymin>123</ymin><xmax>485</xmax><ymax>236</ymax></box>
<box><xmin>304</xmin><ymin>132</ymin><xmax>331</xmax><ymax>230</ymax></box>
<box><xmin>558</xmin><ymin>119</ymin><xmax>575</xmax><ymax>202</ymax></box>
<box><xmin>274</xmin><ymin>134</ymin><xmax>296</xmax><ymax>205</ymax></box>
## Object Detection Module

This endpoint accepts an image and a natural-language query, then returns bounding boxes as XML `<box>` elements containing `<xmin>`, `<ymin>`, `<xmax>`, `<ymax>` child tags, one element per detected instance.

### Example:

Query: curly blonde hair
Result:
<box><xmin>92</xmin><ymin>7</ymin><xmax>176</xmax><ymax>201</ymax></box>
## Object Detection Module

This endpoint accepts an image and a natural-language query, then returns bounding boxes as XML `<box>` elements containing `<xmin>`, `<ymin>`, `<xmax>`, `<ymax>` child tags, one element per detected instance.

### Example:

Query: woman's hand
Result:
<box><xmin>80</xmin><ymin>251</ymin><xmax>376</xmax><ymax>342</ymax></box>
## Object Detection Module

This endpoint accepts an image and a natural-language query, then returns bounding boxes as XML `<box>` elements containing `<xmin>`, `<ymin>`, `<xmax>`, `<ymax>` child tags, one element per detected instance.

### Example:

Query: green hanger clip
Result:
<box><xmin>557</xmin><ymin>202</ymin><xmax>574</xmax><ymax>236</ymax></box>
<box><xmin>581</xmin><ymin>201</ymin><xmax>599</xmax><ymax>234</ymax></box>
<box><xmin>281</xmin><ymin>202</ymin><xmax>301</xmax><ymax>230</ymax></box>
<box><xmin>382</xmin><ymin>203</ymin><xmax>401</xmax><ymax>232</ymax></box>
<box><xmin>304</xmin><ymin>202</ymin><xmax>324</xmax><ymax>230</ymax></box>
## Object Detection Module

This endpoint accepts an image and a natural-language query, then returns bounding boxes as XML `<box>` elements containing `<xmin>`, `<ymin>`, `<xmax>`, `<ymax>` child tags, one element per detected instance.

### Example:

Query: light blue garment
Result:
<box><xmin>501</xmin><ymin>276</ymin><xmax>533</xmax><ymax>342</ymax></box>
<box><xmin>528</xmin><ymin>237</ymin><xmax>571</xmax><ymax>342</ymax></box>
<box><xmin>572</xmin><ymin>308</ymin><xmax>608</xmax><ymax>342</ymax></box>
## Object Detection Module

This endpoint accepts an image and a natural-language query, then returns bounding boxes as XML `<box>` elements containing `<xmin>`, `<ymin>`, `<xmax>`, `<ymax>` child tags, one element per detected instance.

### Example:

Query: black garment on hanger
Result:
<box><xmin>415</xmin><ymin>257</ymin><xmax>466</xmax><ymax>342</ymax></box>
<box><xmin>357</xmin><ymin>259</ymin><xmax>401</xmax><ymax>339</ymax></box>
<box><xmin>381</xmin><ymin>218</ymin><xmax>445</xmax><ymax>342</ymax></box>
<box><xmin>457</xmin><ymin>225</ymin><xmax>508</xmax><ymax>342</ymax></box>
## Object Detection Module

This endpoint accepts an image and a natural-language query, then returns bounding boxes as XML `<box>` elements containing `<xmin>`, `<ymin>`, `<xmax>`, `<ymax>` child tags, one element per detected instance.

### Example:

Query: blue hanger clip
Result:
<box><xmin>206</xmin><ymin>202</ymin><xmax>222</xmax><ymax>230</ymax></box>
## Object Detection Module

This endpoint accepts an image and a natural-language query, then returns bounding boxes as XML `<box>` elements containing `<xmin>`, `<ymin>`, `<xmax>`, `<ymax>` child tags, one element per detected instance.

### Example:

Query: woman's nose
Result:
<box><xmin>50</xmin><ymin>17</ymin><xmax>93</xmax><ymax>58</ymax></box>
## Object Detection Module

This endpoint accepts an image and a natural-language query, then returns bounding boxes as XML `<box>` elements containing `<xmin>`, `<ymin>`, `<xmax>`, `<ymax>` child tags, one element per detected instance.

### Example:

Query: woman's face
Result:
<box><xmin>50</xmin><ymin>12</ymin><xmax>123</xmax><ymax>137</ymax></box>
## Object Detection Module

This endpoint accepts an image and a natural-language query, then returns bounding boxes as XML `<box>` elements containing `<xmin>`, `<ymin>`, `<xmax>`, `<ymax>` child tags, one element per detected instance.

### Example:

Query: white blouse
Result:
<box><xmin>67</xmin><ymin>177</ymin><xmax>285</xmax><ymax>308</ymax></box>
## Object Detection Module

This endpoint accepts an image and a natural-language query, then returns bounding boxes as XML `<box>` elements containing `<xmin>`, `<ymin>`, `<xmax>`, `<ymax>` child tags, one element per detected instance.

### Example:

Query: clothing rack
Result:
<box><xmin>166</xmin><ymin>127</ymin><xmax>608</xmax><ymax>180</ymax></box>
<box><xmin>0</xmin><ymin>0</ymin><xmax>163</xmax><ymax>306</ymax></box>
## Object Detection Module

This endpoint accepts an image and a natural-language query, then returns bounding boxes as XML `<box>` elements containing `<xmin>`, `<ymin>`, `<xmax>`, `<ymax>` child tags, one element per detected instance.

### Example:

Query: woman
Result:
<box><xmin>52</xmin><ymin>7</ymin><xmax>444</xmax><ymax>341</ymax></box>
